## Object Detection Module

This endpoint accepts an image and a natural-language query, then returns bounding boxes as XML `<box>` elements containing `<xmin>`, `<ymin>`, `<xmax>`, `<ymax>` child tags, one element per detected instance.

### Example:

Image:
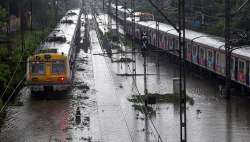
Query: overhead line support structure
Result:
<box><xmin>147</xmin><ymin>0</ymin><xmax>187</xmax><ymax>141</ymax></box>
<box><xmin>225</xmin><ymin>0</ymin><xmax>231</xmax><ymax>99</ymax></box>
<box><xmin>224</xmin><ymin>0</ymin><xmax>250</xmax><ymax>98</ymax></box>
<box><xmin>131</xmin><ymin>0</ymin><xmax>136</xmax><ymax>77</ymax></box>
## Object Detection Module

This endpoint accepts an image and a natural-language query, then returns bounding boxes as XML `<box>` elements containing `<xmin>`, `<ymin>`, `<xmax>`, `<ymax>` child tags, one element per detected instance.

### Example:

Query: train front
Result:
<box><xmin>26</xmin><ymin>52</ymin><xmax>71</xmax><ymax>94</ymax></box>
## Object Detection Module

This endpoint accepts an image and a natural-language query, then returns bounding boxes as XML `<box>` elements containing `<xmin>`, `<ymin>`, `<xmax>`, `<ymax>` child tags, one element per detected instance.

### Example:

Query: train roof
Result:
<box><xmin>95</xmin><ymin>14</ymin><xmax>124</xmax><ymax>35</ymax></box>
<box><xmin>39</xmin><ymin>9</ymin><xmax>81</xmax><ymax>57</ymax></box>
<box><xmin>110</xmin><ymin>4</ymin><xmax>132</xmax><ymax>15</ymax></box>
<box><xmin>120</xmin><ymin>6</ymin><xmax>250</xmax><ymax>58</ymax></box>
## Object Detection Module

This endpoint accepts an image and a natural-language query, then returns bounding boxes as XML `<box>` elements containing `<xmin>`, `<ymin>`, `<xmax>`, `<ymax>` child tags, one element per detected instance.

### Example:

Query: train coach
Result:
<box><xmin>112</xmin><ymin>4</ymin><xmax>250</xmax><ymax>90</ymax></box>
<box><xmin>26</xmin><ymin>9</ymin><xmax>82</xmax><ymax>94</ymax></box>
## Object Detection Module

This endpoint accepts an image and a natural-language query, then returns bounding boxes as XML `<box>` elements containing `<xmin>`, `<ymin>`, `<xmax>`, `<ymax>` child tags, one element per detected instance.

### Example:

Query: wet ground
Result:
<box><xmin>1</xmin><ymin>5</ymin><xmax>250</xmax><ymax>142</ymax></box>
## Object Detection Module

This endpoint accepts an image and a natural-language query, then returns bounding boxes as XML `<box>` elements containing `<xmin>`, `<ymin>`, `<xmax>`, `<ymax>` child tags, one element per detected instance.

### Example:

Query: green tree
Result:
<box><xmin>0</xmin><ymin>5</ymin><xmax>7</xmax><ymax>29</ymax></box>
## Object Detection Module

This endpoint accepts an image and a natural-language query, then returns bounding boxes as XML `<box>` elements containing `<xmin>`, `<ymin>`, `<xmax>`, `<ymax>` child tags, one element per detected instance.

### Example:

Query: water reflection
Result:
<box><xmin>226</xmin><ymin>99</ymin><xmax>232</xmax><ymax>142</ymax></box>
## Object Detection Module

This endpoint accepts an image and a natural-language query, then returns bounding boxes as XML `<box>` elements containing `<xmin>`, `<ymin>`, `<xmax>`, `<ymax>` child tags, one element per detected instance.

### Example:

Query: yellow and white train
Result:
<box><xmin>26</xmin><ymin>9</ymin><xmax>82</xmax><ymax>93</ymax></box>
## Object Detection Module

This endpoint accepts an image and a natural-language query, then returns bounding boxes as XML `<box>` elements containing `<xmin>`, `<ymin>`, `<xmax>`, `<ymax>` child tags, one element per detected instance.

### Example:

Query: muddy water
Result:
<box><xmin>0</xmin><ymin>46</ymin><xmax>96</xmax><ymax>141</ymax></box>
<box><xmin>1</xmin><ymin>17</ymin><xmax>250</xmax><ymax>142</ymax></box>
<box><xmin>107</xmin><ymin>45</ymin><xmax>250</xmax><ymax>142</ymax></box>
<box><xmin>90</xmin><ymin>16</ymin><xmax>250</xmax><ymax>142</ymax></box>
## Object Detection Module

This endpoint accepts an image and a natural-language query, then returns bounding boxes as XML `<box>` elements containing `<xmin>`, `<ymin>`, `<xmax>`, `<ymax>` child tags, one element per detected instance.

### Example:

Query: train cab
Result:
<box><xmin>26</xmin><ymin>49</ymin><xmax>71</xmax><ymax>93</ymax></box>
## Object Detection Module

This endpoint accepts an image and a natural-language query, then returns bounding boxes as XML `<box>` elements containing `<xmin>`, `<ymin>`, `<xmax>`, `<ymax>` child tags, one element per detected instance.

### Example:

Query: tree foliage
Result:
<box><xmin>125</xmin><ymin>0</ymin><xmax>250</xmax><ymax>36</ymax></box>
<box><xmin>0</xmin><ymin>5</ymin><xmax>7</xmax><ymax>29</ymax></box>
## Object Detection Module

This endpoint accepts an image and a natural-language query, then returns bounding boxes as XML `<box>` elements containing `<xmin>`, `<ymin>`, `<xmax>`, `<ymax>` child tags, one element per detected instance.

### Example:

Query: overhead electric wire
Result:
<box><xmin>127</xmin><ymin>62</ymin><xmax>164</xmax><ymax>142</ymax></box>
<box><xmin>0</xmin><ymin>52</ymin><xmax>25</xmax><ymax>100</ymax></box>
<box><xmin>98</xmin><ymin>2</ymin><xmax>165</xmax><ymax>141</ymax></box>
<box><xmin>93</xmin><ymin>13</ymin><xmax>135</xmax><ymax>142</ymax></box>
<box><xmin>0</xmin><ymin>75</ymin><xmax>26</xmax><ymax>113</ymax></box>
<box><xmin>94</xmin><ymin>8</ymin><xmax>161</xmax><ymax>141</ymax></box>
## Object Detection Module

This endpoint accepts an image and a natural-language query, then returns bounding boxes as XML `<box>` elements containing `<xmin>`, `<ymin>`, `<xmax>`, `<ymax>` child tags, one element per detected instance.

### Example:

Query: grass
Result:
<box><xmin>128</xmin><ymin>93</ymin><xmax>194</xmax><ymax>105</ymax></box>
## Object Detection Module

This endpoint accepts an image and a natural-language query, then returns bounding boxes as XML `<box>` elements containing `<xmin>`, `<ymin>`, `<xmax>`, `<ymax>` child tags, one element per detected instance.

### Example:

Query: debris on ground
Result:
<box><xmin>128</xmin><ymin>93</ymin><xmax>194</xmax><ymax>105</ymax></box>
<box><xmin>113</xmin><ymin>58</ymin><xmax>135</xmax><ymax>63</ymax></box>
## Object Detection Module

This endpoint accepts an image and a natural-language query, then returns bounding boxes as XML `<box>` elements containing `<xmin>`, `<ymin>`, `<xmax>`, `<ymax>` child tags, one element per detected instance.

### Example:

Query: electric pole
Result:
<box><xmin>131</xmin><ymin>0</ymin><xmax>136</xmax><ymax>77</ymax></box>
<box><xmin>115</xmin><ymin>0</ymin><xmax>119</xmax><ymax>41</ymax></box>
<box><xmin>103</xmin><ymin>0</ymin><xmax>105</xmax><ymax>11</ymax></box>
<box><xmin>178</xmin><ymin>0</ymin><xmax>187</xmax><ymax>141</ymax></box>
<box><xmin>146</xmin><ymin>0</ymin><xmax>187</xmax><ymax>141</ymax></box>
<box><xmin>225</xmin><ymin>0</ymin><xmax>231</xmax><ymax>99</ymax></box>
<box><xmin>142</xmin><ymin>32</ymin><xmax>149</xmax><ymax>107</ymax></box>
<box><xmin>108</xmin><ymin>0</ymin><xmax>111</xmax><ymax>31</ymax></box>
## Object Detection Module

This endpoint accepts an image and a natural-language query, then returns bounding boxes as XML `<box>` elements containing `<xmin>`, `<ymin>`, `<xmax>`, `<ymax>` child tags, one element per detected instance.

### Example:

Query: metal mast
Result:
<box><xmin>131</xmin><ymin>0</ymin><xmax>136</xmax><ymax>76</ymax></box>
<box><xmin>108</xmin><ymin>0</ymin><xmax>112</xmax><ymax>31</ymax></box>
<box><xmin>225</xmin><ymin>0</ymin><xmax>231</xmax><ymax>98</ymax></box>
<box><xmin>115</xmin><ymin>0</ymin><xmax>119</xmax><ymax>40</ymax></box>
<box><xmin>178</xmin><ymin>0</ymin><xmax>187</xmax><ymax>141</ymax></box>
<box><xmin>146</xmin><ymin>0</ymin><xmax>187</xmax><ymax>141</ymax></box>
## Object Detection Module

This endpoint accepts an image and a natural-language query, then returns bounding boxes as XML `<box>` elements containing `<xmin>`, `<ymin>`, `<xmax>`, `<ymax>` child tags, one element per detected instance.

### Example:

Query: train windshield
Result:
<box><xmin>31</xmin><ymin>63</ymin><xmax>45</xmax><ymax>75</ymax></box>
<box><xmin>52</xmin><ymin>61</ymin><xmax>65</xmax><ymax>74</ymax></box>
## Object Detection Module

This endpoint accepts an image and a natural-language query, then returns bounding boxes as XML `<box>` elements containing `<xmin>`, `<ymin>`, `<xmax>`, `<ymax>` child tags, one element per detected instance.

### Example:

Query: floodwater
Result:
<box><xmin>1</xmin><ymin>10</ymin><xmax>250</xmax><ymax>142</ymax></box>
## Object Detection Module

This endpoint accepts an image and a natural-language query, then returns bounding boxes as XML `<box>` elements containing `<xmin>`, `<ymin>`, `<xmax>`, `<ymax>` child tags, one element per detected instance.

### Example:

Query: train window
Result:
<box><xmin>61</xmin><ymin>19</ymin><xmax>74</xmax><ymax>24</ymax></box>
<box><xmin>172</xmin><ymin>38</ymin><xmax>176</xmax><ymax>49</ymax></box>
<box><xmin>192</xmin><ymin>45</ymin><xmax>197</xmax><ymax>55</ymax></box>
<box><xmin>200</xmin><ymin>48</ymin><xmax>204</xmax><ymax>58</ymax></box>
<box><xmin>47</xmin><ymin>36</ymin><xmax>66</xmax><ymax>43</ymax></box>
<box><xmin>52</xmin><ymin>61</ymin><xmax>66</xmax><ymax>74</ymax></box>
<box><xmin>31</xmin><ymin>63</ymin><xmax>45</xmax><ymax>75</ymax></box>
<box><xmin>216</xmin><ymin>53</ymin><xmax>219</xmax><ymax>64</ymax></box>
<box><xmin>187</xmin><ymin>43</ymin><xmax>191</xmax><ymax>52</ymax></box>
<box><xmin>239</xmin><ymin>61</ymin><xmax>245</xmax><ymax>72</ymax></box>
<box><xmin>208</xmin><ymin>51</ymin><xmax>212</xmax><ymax>58</ymax></box>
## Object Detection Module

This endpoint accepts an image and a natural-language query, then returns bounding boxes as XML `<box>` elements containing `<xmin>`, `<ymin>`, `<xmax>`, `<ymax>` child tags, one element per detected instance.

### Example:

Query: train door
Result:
<box><xmin>215</xmin><ymin>51</ymin><xmax>225</xmax><ymax>75</ymax></box>
<box><xmin>150</xmin><ymin>29</ymin><xmax>154</xmax><ymax>45</ymax></box>
<box><xmin>186</xmin><ymin>42</ymin><xmax>192</xmax><ymax>61</ymax></box>
<box><xmin>192</xmin><ymin>44</ymin><xmax>198</xmax><ymax>64</ymax></box>
<box><xmin>234</xmin><ymin>58</ymin><xmax>238</xmax><ymax>81</ymax></box>
<box><xmin>159</xmin><ymin>33</ymin><xmax>164</xmax><ymax>49</ymax></box>
<box><xmin>159</xmin><ymin>32</ymin><xmax>164</xmax><ymax>49</ymax></box>
<box><xmin>165</xmin><ymin>35</ymin><xmax>169</xmax><ymax>50</ymax></box>
<box><xmin>237</xmin><ymin>59</ymin><xmax>246</xmax><ymax>84</ymax></box>
<box><xmin>246</xmin><ymin>61</ymin><xmax>249</xmax><ymax>85</ymax></box>
<box><xmin>230</xmin><ymin>57</ymin><xmax>236</xmax><ymax>81</ymax></box>
<box><xmin>152</xmin><ymin>31</ymin><xmax>156</xmax><ymax>47</ymax></box>
<box><xmin>172</xmin><ymin>38</ymin><xmax>176</xmax><ymax>49</ymax></box>
<box><xmin>199</xmin><ymin>46</ymin><xmax>206</xmax><ymax>66</ymax></box>
<box><xmin>207</xmin><ymin>49</ymin><xmax>214</xmax><ymax>70</ymax></box>
<box><xmin>169</xmin><ymin>37</ymin><xmax>173</xmax><ymax>50</ymax></box>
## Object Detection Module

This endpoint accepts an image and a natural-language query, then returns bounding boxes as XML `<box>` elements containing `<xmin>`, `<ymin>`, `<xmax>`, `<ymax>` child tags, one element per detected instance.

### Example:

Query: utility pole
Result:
<box><xmin>178</xmin><ymin>0</ymin><xmax>187</xmax><ymax>141</ymax></box>
<box><xmin>146</xmin><ymin>0</ymin><xmax>187</xmax><ymax>141</ymax></box>
<box><xmin>123</xmin><ymin>1</ymin><xmax>127</xmax><ymax>31</ymax></box>
<box><xmin>142</xmin><ymin>32</ymin><xmax>149</xmax><ymax>107</ymax></box>
<box><xmin>108</xmin><ymin>0</ymin><xmax>111</xmax><ymax>31</ymax></box>
<box><xmin>156</xmin><ymin>20</ymin><xmax>160</xmax><ymax>67</ymax></box>
<box><xmin>115</xmin><ymin>0</ymin><xmax>119</xmax><ymax>41</ymax></box>
<box><xmin>225</xmin><ymin>0</ymin><xmax>231</xmax><ymax>99</ymax></box>
<box><xmin>131</xmin><ymin>0</ymin><xmax>136</xmax><ymax>77</ymax></box>
<box><xmin>103</xmin><ymin>0</ymin><xmax>105</xmax><ymax>11</ymax></box>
